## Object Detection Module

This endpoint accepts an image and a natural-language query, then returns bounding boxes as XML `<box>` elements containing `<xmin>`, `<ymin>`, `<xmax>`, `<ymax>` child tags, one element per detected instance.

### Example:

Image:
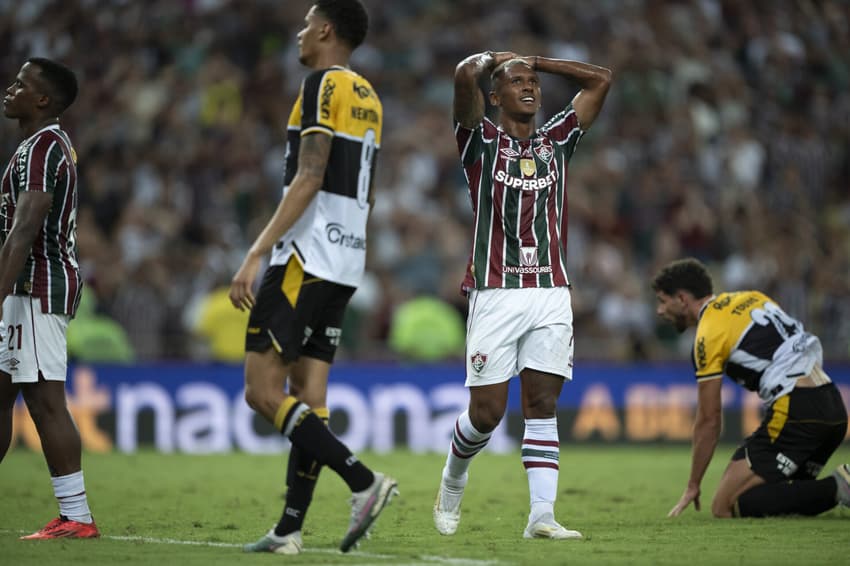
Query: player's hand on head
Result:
<box><xmin>667</xmin><ymin>485</ymin><xmax>700</xmax><ymax>517</ymax></box>
<box><xmin>490</xmin><ymin>51</ymin><xmax>519</xmax><ymax>65</ymax></box>
<box><xmin>229</xmin><ymin>255</ymin><xmax>261</xmax><ymax>311</ymax></box>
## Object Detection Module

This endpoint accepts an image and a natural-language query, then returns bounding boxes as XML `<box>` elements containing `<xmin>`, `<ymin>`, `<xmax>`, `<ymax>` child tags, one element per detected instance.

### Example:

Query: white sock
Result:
<box><xmin>51</xmin><ymin>471</ymin><xmax>93</xmax><ymax>524</ymax></box>
<box><xmin>522</xmin><ymin>418</ymin><xmax>559</xmax><ymax>522</ymax></box>
<box><xmin>443</xmin><ymin>410</ymin><xmax>490</xmax><ymax>484</ymax></box>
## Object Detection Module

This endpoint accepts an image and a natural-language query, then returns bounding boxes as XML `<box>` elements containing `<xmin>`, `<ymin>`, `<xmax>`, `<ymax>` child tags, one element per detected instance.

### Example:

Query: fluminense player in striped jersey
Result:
<box><xmin>434</xmin><ymin>50</ymin><xmax>611</xmax><ymax>540</ymax></box>
<box><xmin>0</xmin><ymin>58</ymin><xmax>99</xmax><ymax>539</ymax></box>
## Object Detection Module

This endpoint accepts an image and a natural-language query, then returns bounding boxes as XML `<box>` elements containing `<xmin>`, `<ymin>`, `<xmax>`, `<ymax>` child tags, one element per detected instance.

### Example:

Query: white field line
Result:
<box><xmin>4</xmin><ymin>530</ymin><xmax>502</xmax><ymax>565</ymax></box>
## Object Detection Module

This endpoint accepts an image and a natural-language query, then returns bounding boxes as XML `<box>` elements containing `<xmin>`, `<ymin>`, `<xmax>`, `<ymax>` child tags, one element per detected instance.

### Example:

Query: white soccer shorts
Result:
<box><xmin>465</xmin><ymin>286</ymin><xmax>574</xmax><ymax>386</ymax></box>
<box><xmin>0</xmin><ymin>295</ymin><xmax>70</xmax><ymax>383</ymax></box>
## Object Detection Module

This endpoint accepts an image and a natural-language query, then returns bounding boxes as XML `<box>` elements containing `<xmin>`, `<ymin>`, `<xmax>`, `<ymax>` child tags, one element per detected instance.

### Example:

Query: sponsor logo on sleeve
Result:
<box><xmin>352</xmin><ymin>82</ymin><xmax>372</xmax><ymax>99</ymax></box>
<box><xmin>320</xmin><ymin>78</ymin><xmax>336</xmax><ymax>120</ymax></box>
<box><xmin>696</xmin><ymin>336</ymin><xmax>707</xmax><ymax>370</ymax></box>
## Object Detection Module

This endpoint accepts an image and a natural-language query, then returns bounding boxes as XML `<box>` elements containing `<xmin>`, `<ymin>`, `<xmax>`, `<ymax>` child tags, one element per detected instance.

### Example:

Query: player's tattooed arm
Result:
<box><xmin>229</xmin><ymin>131</ymin><xmax>332</xmax><ymax>310</ymax></box>
<box><xmin>241</xmin><ymin>133</ymin><xmax>330</xmax><ymax>260</ymax></box>
<box><xmin>296</xmin><ymin>132</ymin><xmax>332</xmax><ymax>184</ymax></box>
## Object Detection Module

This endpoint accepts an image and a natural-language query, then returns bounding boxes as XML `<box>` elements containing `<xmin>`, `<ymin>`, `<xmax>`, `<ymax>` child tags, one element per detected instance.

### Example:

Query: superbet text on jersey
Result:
<box><xmin>455</xmin><ymin>104</ymin><xmax>583</xmax><ymax>291</ymax></box>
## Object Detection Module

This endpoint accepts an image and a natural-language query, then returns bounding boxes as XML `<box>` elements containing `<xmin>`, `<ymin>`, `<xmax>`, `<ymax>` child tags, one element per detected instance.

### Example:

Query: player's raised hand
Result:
<box><xmin>668</xmin><ymin>485</ymin><xmax>701</xmax><ymax>517</ymax></box>
<box><xmin>487</xmin><ymin>51</ymin><xmax>519</xmax><ymax>66</ymax></box>
<box><xmin>229</xmin><ymin>254</ymin><xmax>261</xmax><ymax>311</ymax></box>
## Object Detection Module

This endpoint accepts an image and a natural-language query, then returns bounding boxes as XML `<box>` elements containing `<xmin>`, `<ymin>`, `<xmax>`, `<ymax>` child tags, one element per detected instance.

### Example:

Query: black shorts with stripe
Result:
<box><xmin>733</xmin><ymin>383</ymin><xmax>847</xmax><ymax>482</ymax></box>
<box><xmin>245</xmin><ymin>258</ymin><xmax>355</xmax><ymax>363</ymax></box>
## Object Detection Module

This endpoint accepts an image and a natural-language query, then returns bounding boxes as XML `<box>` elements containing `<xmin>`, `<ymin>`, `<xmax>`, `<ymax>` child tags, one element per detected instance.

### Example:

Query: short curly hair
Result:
<box><xmin>651</xmin><ymin>258</ymin><xmax>714</xmax><ymax>298</ymax></box>
<box><xmin>315</xmin><ymin>0</ymin><xmax>369</xmax><ymax>50</ymax></box>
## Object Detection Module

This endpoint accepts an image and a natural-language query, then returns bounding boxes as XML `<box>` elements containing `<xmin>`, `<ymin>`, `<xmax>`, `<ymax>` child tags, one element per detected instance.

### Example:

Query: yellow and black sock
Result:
<box><xmin>275</xmin><ymin>408</ymin><xmax>328</xmax><ymax>536</ymax></box>
<box><xmin>276</xmin><ymin>399</ymin><xmax>372</xmax><ymax>493</ymax></box>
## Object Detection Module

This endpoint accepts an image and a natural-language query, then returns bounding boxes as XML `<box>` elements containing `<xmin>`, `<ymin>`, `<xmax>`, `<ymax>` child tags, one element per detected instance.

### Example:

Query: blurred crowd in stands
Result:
<box><xmin>1</xmin><ymin>0</ymin><xmax>848</xmax><ymax>363</ymax></box>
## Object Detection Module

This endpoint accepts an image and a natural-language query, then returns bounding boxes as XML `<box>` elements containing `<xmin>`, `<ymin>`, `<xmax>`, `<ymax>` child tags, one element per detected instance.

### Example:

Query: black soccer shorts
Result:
<box><xmin>245</xmin><ymin>257</ymin><xmax>355</xmax><ymax>363</ymax></box>
<box><xmin>732</xmin><ymin>383</ymin><xmax>848</xmax><ymax>482</ymax></box>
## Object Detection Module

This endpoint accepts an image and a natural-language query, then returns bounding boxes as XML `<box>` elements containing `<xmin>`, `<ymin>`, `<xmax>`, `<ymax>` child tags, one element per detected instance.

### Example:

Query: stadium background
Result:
<box><xmin>1</xmin><ymin>0</ymin><xmax>849</xmax><ymax>453</ymax></box>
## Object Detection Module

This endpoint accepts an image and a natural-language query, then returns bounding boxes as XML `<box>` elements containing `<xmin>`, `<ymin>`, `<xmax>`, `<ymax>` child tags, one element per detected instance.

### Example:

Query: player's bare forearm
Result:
<box><xmin>535</xmin><ymin>57</ymin><xmax>611</xmax><ymax>90</ymax></box>
<box><xmin>0</xmin><ymin>237</ymin><xmax>32</xmax><ymax>299</ymax></box>
<box><xmin>246</xmin><ymin>132</ymin><xmax>330</xmax><ymax>260</ymax></box>
<box><xmin>454</xmin><ymin>51</ymin><xmax>515</xmax><ymax>128</ymax></box>
<box><xmin>687</xmin><ymin>379</ymin><xmax>723</xmax><ymax>488</ymax></box>
<box><xmin>535</xmin><ymin>57</ymin><xmax>612</xmax><ymax>129</ymax></box>
<box><xmin>688</xmin><ymin>412</ymin><xmax>721</xmax><ymax>489</ymax></box>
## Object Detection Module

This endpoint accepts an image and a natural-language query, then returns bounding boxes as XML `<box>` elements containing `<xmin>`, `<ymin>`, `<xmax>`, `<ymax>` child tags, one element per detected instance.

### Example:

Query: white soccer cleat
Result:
<box><xmin>340</xmin><ymin>472</ymin><xmax>399</xmax><ymax>553</ymax></box>
<box><xmin>523</xmin><ymin>514</ymin><xmax>583</xmax><ymax>540</ymax></box>
<box><xmin>433</xmin><ymin>476</ymin><xmax>465</xmax><ymax>535</ymax></box>
<box><xmin>833</xmin><ymin>464</ymin><xmax>850</xmax><ymax>507</ymax></box>
<box><xmin>242</xmin><ymin>528</ymin><xmax>303</xmax><ymax>554</ymax></box>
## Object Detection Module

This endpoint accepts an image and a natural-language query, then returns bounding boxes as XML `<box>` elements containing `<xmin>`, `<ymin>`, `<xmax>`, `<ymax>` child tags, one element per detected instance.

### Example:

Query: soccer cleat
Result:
<box><xmin>523</xmin><ymin>514</ymin><xmax>583</xmax><ymax>540</ymax></box>
<box><xmin>833</xmin><ymin>464</ymin><xmax>850</xmax><ymax>507</ymax></box>
<box><xmin>20</xmin><ymin>516</ymin><xmax>100</xmax><ymax>540</ymax></box>
<box><xmin>340</xmin><ymin>472</ymin><xmax>398</xmax><ymax>553</ymax></box>
<box><xmin>433</xmin><ymin>476</ymin><xmax>465</xmax><ymax>535</ymax></box>
<box><xmin>242</xmin><ymin>528</ymin><xmax>302</xmax><ymax>554</ymax></box>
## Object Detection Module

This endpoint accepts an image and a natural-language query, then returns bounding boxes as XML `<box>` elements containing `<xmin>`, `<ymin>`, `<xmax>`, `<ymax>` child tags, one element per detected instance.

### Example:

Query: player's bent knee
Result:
<box><xmin>243</xmin><ymin>386</ymin><xmax>264</xmax><ymax>412</ymax></box>
<box><xmin>710</xmin><ymin>499</ymin><xmax>733</xmax><ymax>518</ymax></box>
<box><xmin>469</xmin><ymin>407</ymin><xmax>502</xmax><ymax>433</ymax></box>
<box><xmin>524</xmin><ymin>396</ymin><xmax>558</xmax><ymax>419</ymax></box>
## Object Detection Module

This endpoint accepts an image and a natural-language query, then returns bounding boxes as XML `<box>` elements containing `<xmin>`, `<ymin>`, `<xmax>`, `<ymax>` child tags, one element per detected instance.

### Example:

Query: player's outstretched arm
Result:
<box><xmin>229</xmin><ymin>132</ymin><xmax>331</xmax><ymax>311</ymax></box>
<box><xmin>454</xmin><ymin>51</ymin><xmax>516</xmax><ymax>129</ymax></box>
<box><xmin>669</xmin><ymin>377</ymin><xmax>723</xmax><ymax>517</ymax></box>
<box><xmin>534</xmin><ymin>57</ymin><xmax>612</xmax><ymax>129</ymax></box>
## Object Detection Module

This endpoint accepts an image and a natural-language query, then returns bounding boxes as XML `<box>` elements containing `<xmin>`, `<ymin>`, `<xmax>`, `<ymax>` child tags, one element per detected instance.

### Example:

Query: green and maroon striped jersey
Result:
<box><xmin>0</xmin><ymin>124</ymin><xmax>81</xmax><ymax>316</ymax></box>
<box><xmin>456</xmin><ymin>104</ymin><xmax>583</xmax><ymax>290</ymax></box>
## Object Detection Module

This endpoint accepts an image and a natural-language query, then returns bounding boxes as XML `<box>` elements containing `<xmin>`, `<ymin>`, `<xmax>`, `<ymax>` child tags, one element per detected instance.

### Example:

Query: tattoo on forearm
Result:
<box><xmin>298</xmin><ymin>133</ymin><xmax>332</xmax><ymax>180</ymax></box>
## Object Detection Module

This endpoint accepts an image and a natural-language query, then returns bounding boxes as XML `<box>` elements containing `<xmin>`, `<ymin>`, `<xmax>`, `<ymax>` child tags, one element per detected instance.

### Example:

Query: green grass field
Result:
<box><xmin>1</xmin><ymin>445</ymin><xmax>849</xmax><ymax>565</ymax></box>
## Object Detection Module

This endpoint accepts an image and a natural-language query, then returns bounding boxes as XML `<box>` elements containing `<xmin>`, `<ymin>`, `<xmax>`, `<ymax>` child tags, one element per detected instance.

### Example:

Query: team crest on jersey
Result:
<box><xmin>520</xmin><ymin>158</ymin><xmax>536</xmax><ymax>177</ymax></box>
<box><xmin>520</xmin><ymin>246</ymin><xmax>538</xmax><ymax>266</ymax></box>
<box><xmin>534</xmin><ymin>143</ymin><xmax>553</xmax><ymax>163</ymax></box>
<box><xmin>470</xmin><ymin>351</ymin><xmax>488</xmax><ymax>373</ymax></box>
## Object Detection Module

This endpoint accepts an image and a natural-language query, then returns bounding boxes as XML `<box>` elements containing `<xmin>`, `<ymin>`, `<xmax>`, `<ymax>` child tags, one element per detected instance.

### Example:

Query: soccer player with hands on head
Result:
<box><xmin>434</xmin><ymin>49</ymin><xmax>611</xmax><ymax>540</ymax></box>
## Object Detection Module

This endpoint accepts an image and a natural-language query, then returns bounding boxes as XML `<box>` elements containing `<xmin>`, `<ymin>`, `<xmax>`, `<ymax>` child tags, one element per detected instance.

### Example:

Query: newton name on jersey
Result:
<box><xmin>272</xmin><ymin>66</ymin><xmax>382</xmax><ymax>288</ymax></box>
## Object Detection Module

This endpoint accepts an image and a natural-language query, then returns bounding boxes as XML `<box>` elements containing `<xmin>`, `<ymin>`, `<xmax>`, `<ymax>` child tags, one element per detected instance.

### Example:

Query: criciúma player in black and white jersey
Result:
<box><xmin>654</xmin><ymin>258</ymin><xmax>850</xmax><ymax>519</ymax></box>
<box><xmin>229</xmin><ymin>0</ymin><xmax>395</xmax><ymax>555</ymax></box>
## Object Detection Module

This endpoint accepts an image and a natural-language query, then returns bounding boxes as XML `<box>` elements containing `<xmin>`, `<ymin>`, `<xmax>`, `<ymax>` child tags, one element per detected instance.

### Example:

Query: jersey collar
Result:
<box><xmin>697</xmin><ymin>295</ymin><xmax>717</xmax><ymax>321</ymax></box>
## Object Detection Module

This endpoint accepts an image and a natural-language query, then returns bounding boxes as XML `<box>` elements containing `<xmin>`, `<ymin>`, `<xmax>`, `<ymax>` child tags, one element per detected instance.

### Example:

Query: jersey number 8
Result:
<box><xmin>356</xmin><ymin>129</ymin><xmax>376</xmax><ymax>209</ymax></box>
